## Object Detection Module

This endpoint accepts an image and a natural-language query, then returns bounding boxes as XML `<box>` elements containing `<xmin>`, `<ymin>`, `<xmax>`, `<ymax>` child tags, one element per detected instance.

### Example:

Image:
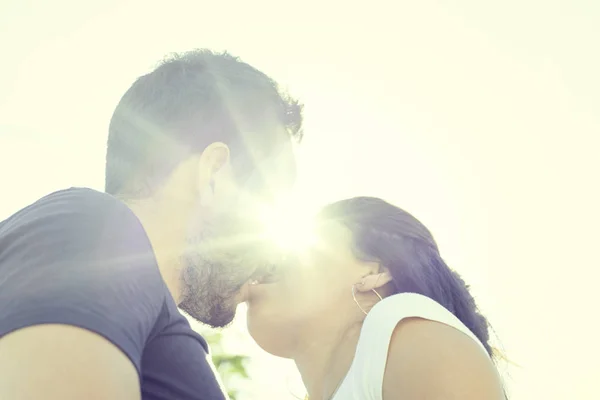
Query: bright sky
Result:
<box><xmin>1</xmin><ymin>1</ymin><xmax>599</xmax><ymax>399</ymax></box>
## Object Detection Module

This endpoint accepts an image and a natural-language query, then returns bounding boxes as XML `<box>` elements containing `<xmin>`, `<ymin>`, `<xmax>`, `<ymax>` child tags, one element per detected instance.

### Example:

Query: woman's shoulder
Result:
<box><xmin>345</xmin><ymin>293</ymin><xmax>504</xmax><ymax>399</ymax></box>
<box><xmin>382</xmin><ymin>317</ymin><xmax>504</xmax><ymax>399</ymax></box>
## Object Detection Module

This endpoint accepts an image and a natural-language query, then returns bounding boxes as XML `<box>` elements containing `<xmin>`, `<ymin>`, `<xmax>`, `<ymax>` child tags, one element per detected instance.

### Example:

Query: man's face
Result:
<box><xmin>178</xmin><ymin>141</ymin><xmax>296</xmax><ymax>328</ymax></box>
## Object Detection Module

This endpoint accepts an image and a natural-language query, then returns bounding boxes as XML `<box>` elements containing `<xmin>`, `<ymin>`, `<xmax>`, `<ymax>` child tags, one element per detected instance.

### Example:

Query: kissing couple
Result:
<box><xmin>0</xmin><ymin>49</ymin><xmax>506</xmax><ymax>400</ymax></box>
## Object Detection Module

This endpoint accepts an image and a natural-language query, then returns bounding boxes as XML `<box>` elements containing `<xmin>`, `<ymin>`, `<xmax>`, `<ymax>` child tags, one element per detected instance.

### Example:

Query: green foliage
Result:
<box><xmin>203</xmin><ymin>329</ymin><xmax>251</xmax><ymax>400</ymax></box>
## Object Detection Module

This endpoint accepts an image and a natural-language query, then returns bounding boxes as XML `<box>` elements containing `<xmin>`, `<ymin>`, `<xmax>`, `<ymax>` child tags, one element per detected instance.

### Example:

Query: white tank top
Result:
<box><xmin>331</xmin><ymin>292</ymin><xmax>489</xmax><ymax>400</ymax></box>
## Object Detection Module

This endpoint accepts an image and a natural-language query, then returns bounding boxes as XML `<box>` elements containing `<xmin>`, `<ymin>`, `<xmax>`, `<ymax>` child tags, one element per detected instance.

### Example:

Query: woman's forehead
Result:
<box><xmin>310</xmin><ymin>220</ymin><xmax>356</xmax><ymax>261</ymax></box>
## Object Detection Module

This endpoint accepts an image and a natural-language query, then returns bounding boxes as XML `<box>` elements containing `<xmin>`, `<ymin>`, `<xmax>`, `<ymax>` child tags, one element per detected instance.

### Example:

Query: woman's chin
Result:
<box><xmin>246</xmin><ymin>304</ymin><xmax>294</xmax><ymax>358</ymax></box>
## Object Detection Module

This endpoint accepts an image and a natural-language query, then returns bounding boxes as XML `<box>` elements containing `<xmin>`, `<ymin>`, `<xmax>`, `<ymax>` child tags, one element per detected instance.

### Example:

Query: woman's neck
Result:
<box><xmin>294</xmin><ymin>321</ymin><xmax>363</xmax><ymax>400</ymax></box>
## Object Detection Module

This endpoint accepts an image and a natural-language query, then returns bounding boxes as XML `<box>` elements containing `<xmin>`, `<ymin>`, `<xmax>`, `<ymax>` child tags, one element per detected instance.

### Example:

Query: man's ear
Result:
<box><xmin>198</xmin><ymin>142</ymin><xmax>230</xmax><ymax>207</ymax></box>
<box><xmin>199</xmin><ymin>142</ymin><xmax>230</xmax><ymax>181</ymax></box>
<box><xmin>355</xmin><ymin>271</ymin><xmax>393</xmax><ymax>293</ymax></box>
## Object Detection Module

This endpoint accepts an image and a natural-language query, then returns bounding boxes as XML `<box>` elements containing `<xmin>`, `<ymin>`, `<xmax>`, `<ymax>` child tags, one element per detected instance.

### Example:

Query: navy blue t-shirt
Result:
<box><xmin>0</xmin><ymin>188</ymin><xmax>227</xmax><ymax>400</ymax></box>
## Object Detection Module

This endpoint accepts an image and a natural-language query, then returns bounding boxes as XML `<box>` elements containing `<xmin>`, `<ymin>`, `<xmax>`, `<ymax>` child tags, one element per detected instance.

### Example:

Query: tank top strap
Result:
<box><xmin>344</xmin><ymin>292</ymin><xmax>489</xmax><ymax>400</ymax></box>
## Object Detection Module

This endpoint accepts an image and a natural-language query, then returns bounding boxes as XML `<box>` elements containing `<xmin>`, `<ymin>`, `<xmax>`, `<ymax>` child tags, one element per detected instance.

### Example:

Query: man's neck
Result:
<box><xmin>125</xmin><ymin>198</ymin><xmax>189</xmax><ymax>303</ymax></box>
<box><xmin>294</xmin><ymin>319</ymin><xmax>363</xmax><ymax>400</ymax></box>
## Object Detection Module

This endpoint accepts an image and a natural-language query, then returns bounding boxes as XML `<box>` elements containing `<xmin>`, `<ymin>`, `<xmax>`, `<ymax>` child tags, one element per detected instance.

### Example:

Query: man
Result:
<box><xmin>0</xmin><ymin>49</ymin><xmax>303</xmax><ymax>399</ymax></box>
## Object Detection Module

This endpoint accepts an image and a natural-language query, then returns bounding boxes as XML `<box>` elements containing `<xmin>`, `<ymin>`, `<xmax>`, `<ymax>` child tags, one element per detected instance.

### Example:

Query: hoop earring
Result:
<box><xmin>352</xmin><ymin>284</ymin><xmax>383</xmax><ymax>315</ymax></box>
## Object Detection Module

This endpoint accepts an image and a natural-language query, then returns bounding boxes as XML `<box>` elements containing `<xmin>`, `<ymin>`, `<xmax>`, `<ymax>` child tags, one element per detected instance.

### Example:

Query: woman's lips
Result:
<box><xmin>248</xmin><ymin>264</ymin><xmax>282</xmax><ymax>285</ymax></box>
<box><xmin>249</xmin><ymin>274</ymin><xmax>278</xmax><ymax>285</ymax></box>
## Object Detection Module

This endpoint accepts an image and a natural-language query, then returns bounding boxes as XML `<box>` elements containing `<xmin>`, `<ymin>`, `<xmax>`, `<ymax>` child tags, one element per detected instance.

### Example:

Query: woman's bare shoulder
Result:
<box><xmin>382</xmin><ymin>317</ymin><xmax>505</xmax><ymax>400</ymax></box>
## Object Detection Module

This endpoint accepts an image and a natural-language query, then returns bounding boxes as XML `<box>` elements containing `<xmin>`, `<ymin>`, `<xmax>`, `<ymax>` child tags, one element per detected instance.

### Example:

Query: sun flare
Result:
<box><xmin>259</xmin><ymin>200</ymin><xmax>318</xmax><ymax>252</ymax></box>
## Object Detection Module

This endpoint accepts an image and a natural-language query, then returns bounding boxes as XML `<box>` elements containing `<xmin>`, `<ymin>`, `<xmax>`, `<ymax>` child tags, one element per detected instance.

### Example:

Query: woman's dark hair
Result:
<box><xmin>317</xmin><ymin>196</ymin><xmax>496</xmax><ymax>359</ymax></box>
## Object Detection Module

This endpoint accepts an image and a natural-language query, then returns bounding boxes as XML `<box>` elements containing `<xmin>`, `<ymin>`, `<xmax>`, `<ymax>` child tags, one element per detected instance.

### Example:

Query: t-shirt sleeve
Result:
<box><xmin>0</xmin><ymin>189</ymin><xmax>167</xmax><ymax>375</ymax></box>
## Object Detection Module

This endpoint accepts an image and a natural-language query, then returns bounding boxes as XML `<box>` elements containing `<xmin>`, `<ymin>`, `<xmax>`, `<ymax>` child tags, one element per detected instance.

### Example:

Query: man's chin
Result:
<box><xmin>178</xmin><ymin>299</ymin><xmax>234</xmax><ymax>328</ymax></box>
<box><xmin>182</xmin><ymin>308</ymin><xmax>236</xmax><ymax>328</ymax></box>
<box><xmin>204</xmin><ymin>309</ymin><xmax>237</xmax><ymax>328</ymax></box>
<box><xmin>207</xmin><ymin>288</ymin><xmax>250</xmax><ymax>327</ymax></box>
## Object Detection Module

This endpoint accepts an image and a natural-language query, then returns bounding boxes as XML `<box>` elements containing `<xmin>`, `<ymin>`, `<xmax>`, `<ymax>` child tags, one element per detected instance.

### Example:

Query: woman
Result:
<box><xmin>247</xmin><ymin>197</ymin><xmax>506</xmax><ymax>399</ymax></box>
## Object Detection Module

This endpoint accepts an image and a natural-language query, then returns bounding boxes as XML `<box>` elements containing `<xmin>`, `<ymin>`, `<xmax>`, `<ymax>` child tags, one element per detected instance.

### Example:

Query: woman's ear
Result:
<box><xmin>356</xmin><ymin>271</ymin><xmax>393</xmax><ymax>293</ymax></box>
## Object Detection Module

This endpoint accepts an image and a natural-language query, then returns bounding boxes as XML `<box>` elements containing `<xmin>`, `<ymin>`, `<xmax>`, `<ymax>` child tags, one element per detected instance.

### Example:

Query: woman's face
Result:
<box><xmin>246</xmin><ymin>220</ymin><xmax>373</xmax><ymax>357</ymax></box>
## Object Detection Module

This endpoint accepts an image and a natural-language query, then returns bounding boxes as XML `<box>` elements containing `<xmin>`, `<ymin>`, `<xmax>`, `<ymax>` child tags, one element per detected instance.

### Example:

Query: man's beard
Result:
<box><xmin>178</xmin><ymin>211</ymin><xmax>268</xmax><ymax>328</ymax></box>
<box><xmin>178</xmin><ymin>256</ymin><xmax>246</xmax><ymax>328</ymax></box>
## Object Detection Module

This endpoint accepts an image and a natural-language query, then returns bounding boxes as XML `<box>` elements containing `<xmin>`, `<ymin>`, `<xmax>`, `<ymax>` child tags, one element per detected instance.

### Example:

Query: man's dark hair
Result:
<box><xmin>105</xmin><ymin>49</ymin><xmax>303</xmax><ymax>198</ymax></box>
